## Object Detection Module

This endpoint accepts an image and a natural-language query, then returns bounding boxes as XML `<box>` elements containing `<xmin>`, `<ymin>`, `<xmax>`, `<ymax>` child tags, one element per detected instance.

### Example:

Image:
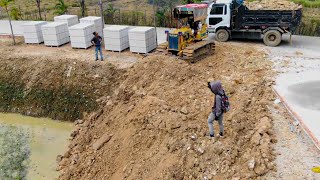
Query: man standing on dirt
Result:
<box><xmin>91</xmin><ymin>32</ymin><xmax>104</xmax><ymax>61</ymax></box>
<box><xmin>207</xmin><ymin>80</ymin><xmax>225</xmax><ymax>138</ymax></box>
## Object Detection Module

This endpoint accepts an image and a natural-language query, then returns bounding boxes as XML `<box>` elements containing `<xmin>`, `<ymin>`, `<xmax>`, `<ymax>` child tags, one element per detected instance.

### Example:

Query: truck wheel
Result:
<box><xmin>215</xmin><ymin>29</ymin><xmax>229</xmax><ymax>42</ymax></box>
<box><xmin>263</xmin><ymin>30</ymin><xmax>282</xmax><ymax>47</ymax></box>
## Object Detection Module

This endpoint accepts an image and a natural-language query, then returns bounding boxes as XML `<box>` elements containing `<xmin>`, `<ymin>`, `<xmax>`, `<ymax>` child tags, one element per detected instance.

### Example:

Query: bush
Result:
<box><xmin>0</xmin><ymin>125</ymin><xmax>30</xmax><ymax>180</ymax></box>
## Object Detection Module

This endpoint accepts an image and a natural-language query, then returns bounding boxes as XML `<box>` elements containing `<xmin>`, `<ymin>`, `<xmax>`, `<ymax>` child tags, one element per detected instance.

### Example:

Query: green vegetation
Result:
<box><xmin>10</xmin><ymin>6</ymin><xmax>21</xmax><ymax>20</ymax></box>
<box><xmin>54</xmin><ymin>0</ymin><xmax>68</xmax><ymax>15</ymax></box>
<box><xmin>0</xmin><ymin>125</ymin><xmax>30</xmax><ymax>180</ymax></box>
<box><xmin>0</xmin><ymin>81</ymin><xmax>98</xmax><ymax>121</ymax></box>
<box><xmin>296</xmin><ymin>7</ymin><xmax>320</xmax><ymax>36</ymax></box>
<box><xmin>291</xmin><ymin>0</ymin><xmax>320</xmax><ymax>8</ymax></box>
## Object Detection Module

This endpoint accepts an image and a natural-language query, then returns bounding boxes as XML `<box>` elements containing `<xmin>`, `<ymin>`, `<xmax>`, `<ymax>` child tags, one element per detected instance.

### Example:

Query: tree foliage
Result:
<box><xmin>54</xmin><ymin>0</ymin><xmax>68</xmax><ymax>15</ymax></box>
<box><xmin>0</xmin><ymin>0</ymin><xmax>14</xmax><ymax>8</ymax></box>
<box><xmin>10</xmin><ymin>6</ymin><xmax>21</xmax><ymax>20</ymax></box>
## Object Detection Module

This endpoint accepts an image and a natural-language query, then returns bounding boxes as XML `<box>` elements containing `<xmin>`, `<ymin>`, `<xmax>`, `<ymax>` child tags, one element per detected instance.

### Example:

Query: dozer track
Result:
<box><xmin>156</xmin><ymin>40</ymin><xmax>215</xmax><ymax>62</ymax></box>
<box><xmin>182</xmin><ymin>40</ymin><xmax>215</xmax><ymax>63</ymax></box>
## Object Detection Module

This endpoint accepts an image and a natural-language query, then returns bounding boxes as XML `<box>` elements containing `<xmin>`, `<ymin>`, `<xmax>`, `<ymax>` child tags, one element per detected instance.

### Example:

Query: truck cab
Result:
<box><xmin>206</xmin><ymin>0</ymin><xmax>232</xmax><ymax>34</ymax></box>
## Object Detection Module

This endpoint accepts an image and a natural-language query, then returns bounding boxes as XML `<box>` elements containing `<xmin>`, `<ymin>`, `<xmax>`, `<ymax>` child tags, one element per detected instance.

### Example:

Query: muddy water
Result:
<box><xmin>0</xmin><ymin>113</ymin><xmax>73</xmax><ymax>179</ymax></box>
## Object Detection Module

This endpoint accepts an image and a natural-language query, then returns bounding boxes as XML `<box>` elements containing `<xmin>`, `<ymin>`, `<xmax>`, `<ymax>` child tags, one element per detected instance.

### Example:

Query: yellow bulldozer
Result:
<box><xmin>157</xmin><ymin>3</ymin><xmax>215</xmax><ymax>62</ymax></box>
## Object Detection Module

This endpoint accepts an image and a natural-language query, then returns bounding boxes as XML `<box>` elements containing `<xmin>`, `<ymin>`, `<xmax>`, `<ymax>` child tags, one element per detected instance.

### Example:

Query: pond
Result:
<box><xmin>0</xmin><ymin>113</ymin><xmax>72</xmax><ymax>179</ymax></box>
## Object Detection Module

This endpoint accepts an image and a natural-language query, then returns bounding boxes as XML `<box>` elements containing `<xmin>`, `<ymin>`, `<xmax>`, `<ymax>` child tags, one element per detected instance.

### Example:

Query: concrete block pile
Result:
<box><xmin>129</xmin><ymin>27</ymin><xmax>157</xmax><ymax>54</ymax></box>
<box><xmin>22</xmin><ymin>21</ymin><xmax>47</xmax><ymax>44</ymax></box>
<box><xmin>80</xmin><ymin>16</ymin><xmax>103</xmax><ymax>37</ymax></box>
<box><xmin>69</xmin><ymin>23</ymin><xmax>95</xmax><ymax>49</ymax></box>
<box><xmin>54</xmin><ymin>15</ymin><xmax>79</xmax><ymax>27</ymax></box>
<box><xmin>103</xmin><ymin>25</ymin><xmax>129</xmax><ymax>52</ymax></box>
<box><xmin>41</xmin><ymin>22</ymin><xmax>70</xmax><ymax>47</ymax></box>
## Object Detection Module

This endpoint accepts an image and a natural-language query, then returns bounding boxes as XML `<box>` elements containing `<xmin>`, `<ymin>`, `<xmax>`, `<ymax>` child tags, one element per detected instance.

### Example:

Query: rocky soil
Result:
<box><xmin>58</xmin><ymin>42</ymin><xmax>277</xmax><ymax>179</ymax></box>
<box><xmin>245</xmin><ymin>0</ymin><xmax>302</xmax><ymax>10</ymax></box>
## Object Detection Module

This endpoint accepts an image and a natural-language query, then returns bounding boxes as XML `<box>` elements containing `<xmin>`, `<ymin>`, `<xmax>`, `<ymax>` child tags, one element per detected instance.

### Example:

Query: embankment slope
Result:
<box><xmin>59</xmin><ymin>43</ymin><xmax>277</xmax><ymax>179</ymax></box>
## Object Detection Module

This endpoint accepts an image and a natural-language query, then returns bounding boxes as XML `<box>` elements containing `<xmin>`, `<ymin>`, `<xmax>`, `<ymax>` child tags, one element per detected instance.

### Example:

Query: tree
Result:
<box><xmin>79</xmin><ymin>0</ymin><xmax>85</xmax><ymax>17</ymax></box>
<box><xmin>104</xmin><ymin>4</ymin><xmax>118</xmax><ymax>24</ymax></box>
<box><xmin>54</xmin><ymin>0</ymin><xmax>68</xmax><ymax>15</ymax></box>
<box><xmin>156</xmin><ymin>8</ymin><xmax>166</xmax><ymax>27</ymax></box>
<box><xmin>35</xmin><ymin>0</ymin><xmax>41</xmax><ymax>20</ymax></box>
<box><xmin>10</xmin><ymin>6</ymin><xmax>21</xmax><ymax>20</ymax></box>
<box><xmin>0</xmin><ymin>0</ymin><xmax>16</xmax><ymax>45</ymax></box>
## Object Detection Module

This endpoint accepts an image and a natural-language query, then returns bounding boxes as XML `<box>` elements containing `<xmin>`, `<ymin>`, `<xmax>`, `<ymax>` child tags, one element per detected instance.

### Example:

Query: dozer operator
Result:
<box><xmin>157</xmin><ymin>3</ymin><xmax>215</xmax><ymax>62</ymax></box>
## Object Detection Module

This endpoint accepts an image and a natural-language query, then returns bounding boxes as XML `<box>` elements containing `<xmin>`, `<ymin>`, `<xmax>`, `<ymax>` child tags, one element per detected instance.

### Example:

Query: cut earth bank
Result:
<box><xmin>0</xmin><ymin>37</ymin><xmax>134</xmax><ymax>121</ymax></box>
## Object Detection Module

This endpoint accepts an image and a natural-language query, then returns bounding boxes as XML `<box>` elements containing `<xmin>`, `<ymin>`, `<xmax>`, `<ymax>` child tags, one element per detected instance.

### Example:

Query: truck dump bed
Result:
<box><xmin>232</xmin><ymin>5</ymin><xmax>302</xmax><ymax>33</ymax></box>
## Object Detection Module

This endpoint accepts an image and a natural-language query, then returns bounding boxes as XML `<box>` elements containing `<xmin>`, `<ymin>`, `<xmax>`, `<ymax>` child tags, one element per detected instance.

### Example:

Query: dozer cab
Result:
<box><xmin>157</xmin><ymin>3</ymin><xmax>215</xmax><ymax>62</ymax></box>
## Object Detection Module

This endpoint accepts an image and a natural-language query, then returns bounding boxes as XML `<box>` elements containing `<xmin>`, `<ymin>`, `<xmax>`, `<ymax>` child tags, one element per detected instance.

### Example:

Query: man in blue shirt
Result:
<box><xmin>91</xmin><ymin>32</ymin><xmax>104</xmax><ymax>61</ymax></box>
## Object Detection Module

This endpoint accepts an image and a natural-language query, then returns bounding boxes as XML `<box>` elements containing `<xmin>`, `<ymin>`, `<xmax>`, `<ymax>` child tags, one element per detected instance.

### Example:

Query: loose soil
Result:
<box><xmin>58</xmin><ymin>42</ymin><xmax>278</xmax><ymax>179</ymax></box>
<box><xmin>245</xmin><ymin>0</ymin><xmax>301</xmax><ymax>10</ymax></box>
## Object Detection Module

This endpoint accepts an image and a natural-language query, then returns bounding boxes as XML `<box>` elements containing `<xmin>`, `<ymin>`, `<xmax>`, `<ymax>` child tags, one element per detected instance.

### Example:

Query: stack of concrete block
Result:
<box><xmin>103</xmin><ymin>25</ymin><xmax>129</xmax><ymax>52</ymax></box>
<box><xmin>22</xmin><ymin>21</ymin><xmax>47</xmax><ymax>44</ymax></box>
<box><xmin>80</xmin><ymin>16</ymin><xmax>103</xmax><ymax>36</ymax></box>
<box><xmin>41</xmin><ymin>22</ymin><xmax>70</xmax><ymax>47</ymax></box>
<box><xmin>69</xmin><ymin>23</ymin><xmax>95</xmax><ymax>49</ymax></box>
<box><xmin>128</xmin><ymin>27</ymin><xmax>157</xmax><ymax>53</ymax></box>
<box><xmin>54</xmin><ymin>15</ymin><xmax>79</xmax><ymax>27</ymax></box>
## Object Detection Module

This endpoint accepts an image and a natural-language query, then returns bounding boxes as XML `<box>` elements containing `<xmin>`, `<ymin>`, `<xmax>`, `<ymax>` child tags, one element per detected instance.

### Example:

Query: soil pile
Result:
<box><xmin>58</xmin><ymin>43</ymin><xmax>276</xmax><ymax>179</ymax></box>
<box><xmin>245</xmin><ymin>0</ymin><xmax>302</xmax><ymax>10</ymax></box>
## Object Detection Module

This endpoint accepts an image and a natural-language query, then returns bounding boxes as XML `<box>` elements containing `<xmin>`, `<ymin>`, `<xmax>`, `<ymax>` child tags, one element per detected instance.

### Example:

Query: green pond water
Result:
<box><xmin>0</xmin><ymin>113</ymin><xmax>73</xmax><ymax>180</ymax></box>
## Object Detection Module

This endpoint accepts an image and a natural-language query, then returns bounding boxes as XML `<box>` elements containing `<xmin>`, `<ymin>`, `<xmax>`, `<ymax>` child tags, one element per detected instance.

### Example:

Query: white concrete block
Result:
<box><xmin>69</xmin><ymin>23</ymin><xmax>95</xmax><ymax>49</ymax></box>
<box><xmin>80</xmin><ymin>16</ymin><xmax>103</xmax><ymax>35</ymax></box>
<box><xmin>54</xmin><ymin>15</ymin><xmax>79</xmax><ymax>27</ymax></box>
<box><xmin>42</xmin><ymin>22</ymin><xmax>69</xmax><ymax>46</ymax></box>
<box><xmin>103</xmin><ymin>25</ymin><xmax>129</xmax><ymax>38</ymax></box>
<box><xmin>23</xmin><ymin>21</ymin><xmax>47</xmax><ymax>44</ymax></box>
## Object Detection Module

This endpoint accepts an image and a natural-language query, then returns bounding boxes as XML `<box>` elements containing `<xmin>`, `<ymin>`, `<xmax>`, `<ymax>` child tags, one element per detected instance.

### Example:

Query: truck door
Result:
<box><xmin>207</xmin><ymin>3</ymin><xmax>231</xmax><ymax>33</ymax></box>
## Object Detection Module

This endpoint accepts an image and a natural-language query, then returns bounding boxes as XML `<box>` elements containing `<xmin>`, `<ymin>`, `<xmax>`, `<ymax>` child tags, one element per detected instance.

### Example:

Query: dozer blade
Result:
<box><xmin>182</xmin><ymin>40</ymin><xmax>215</xmax><ymax>63</ymax></box>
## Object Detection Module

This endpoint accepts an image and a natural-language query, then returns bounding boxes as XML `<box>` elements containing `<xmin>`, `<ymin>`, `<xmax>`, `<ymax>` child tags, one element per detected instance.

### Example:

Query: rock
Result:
<box><xmin>106</xmin><ymin>100</ymin><xmax>113</xmax><ymax>106</ymax></box>
<box><xmin>56</xmin><ymin>155</ymin><xmax>63</xmax><ymax>163</ymax></box>
<box><xmin>191</xmin><ymin>134</ymin><xmax>197</xmax><ymax>140</ymax></box>
<box><xmin>74</xmin><ymin>119</ymin><xmax>84</xmax><ymax>125</ymax></box>
<box><xmin>180</xmin><ymin>106</ymin><xmax>188</xmax><ymax>115</ymax></box>
<box><xmin>70</xmin><ymin>130</ymin><xmax>79</xmax><ymax>138</ymax></box>
<box><xmin>197</xmin><ymin>147</ymin><xmax>205</xmax><ymax>155</ymax></box>
<box><xmin>293</xmin><ymin>121</ymin><xmax>299</xmax><ymax>126</ymax></box>
<box><xmin>254</xmin><ymin>163</ymin><xmax>268</xmax><ymax>175</ymax></box>
<box><xmin>248</xmin><ymin>159</ymin><xmax>255</xmax><ymax>170</ymax></box>
<box><xmin>64</xmin><ymin>150</ymin><xmax>71</xmax><ymax>158</ymax></box>
<box><xmin>92</xmin><ymin>133</ymin><xmax>113</xmax><ymax>151</ymax></box>
<box><xmin>251</xmin><ymin>132</ymin><xmax>261</xmax><ymax>145</ymax></box>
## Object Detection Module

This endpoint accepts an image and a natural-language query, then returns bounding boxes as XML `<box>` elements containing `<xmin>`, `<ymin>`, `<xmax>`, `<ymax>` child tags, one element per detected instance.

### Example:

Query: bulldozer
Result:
<box><xmin>157</xmin><ymin>3</ymin><xmax>215</xmax><ymax>62</ymax></box>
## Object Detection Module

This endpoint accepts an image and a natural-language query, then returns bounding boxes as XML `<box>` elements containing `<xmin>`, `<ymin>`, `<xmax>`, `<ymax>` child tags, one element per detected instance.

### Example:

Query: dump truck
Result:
<box><xmin>157</xmin><ymin>3</ymin><xmax>215</xmax><ymax>62</ymax></box>
<box><xmin>207</xmin><ymin>0</ymin><xmax>302</xmax><ymax>46</ymax></box>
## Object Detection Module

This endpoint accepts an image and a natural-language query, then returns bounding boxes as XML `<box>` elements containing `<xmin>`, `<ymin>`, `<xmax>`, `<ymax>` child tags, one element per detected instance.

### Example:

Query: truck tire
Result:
<box><xmin>215</xmin><ymin>29</ymin><xmax>229</xmax><ymax>42</ymax></box>
<box><xmin>263</xmin><ymin>30</ymin><xmax>282</xmax><ymax>47</ymax></box>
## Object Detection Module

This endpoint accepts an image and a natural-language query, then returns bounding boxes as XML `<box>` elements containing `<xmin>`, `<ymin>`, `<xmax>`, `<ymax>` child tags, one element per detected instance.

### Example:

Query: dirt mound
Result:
<box><xmin>58</xmin><ymin>43</ymin><xmax>276</xmax><ymax>179</ymax></box>
<box><xmin>245</xmin><ymin>0</ymin><xmax>302</xmax><ymax>10</ymax></box>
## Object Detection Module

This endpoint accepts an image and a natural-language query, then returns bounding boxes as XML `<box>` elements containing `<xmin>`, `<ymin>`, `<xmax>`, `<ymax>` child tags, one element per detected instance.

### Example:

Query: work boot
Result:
<box><xmin>219</xmin><ymin>132</ymin><xmax>224</xmax><ymax>137</ymax></box>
